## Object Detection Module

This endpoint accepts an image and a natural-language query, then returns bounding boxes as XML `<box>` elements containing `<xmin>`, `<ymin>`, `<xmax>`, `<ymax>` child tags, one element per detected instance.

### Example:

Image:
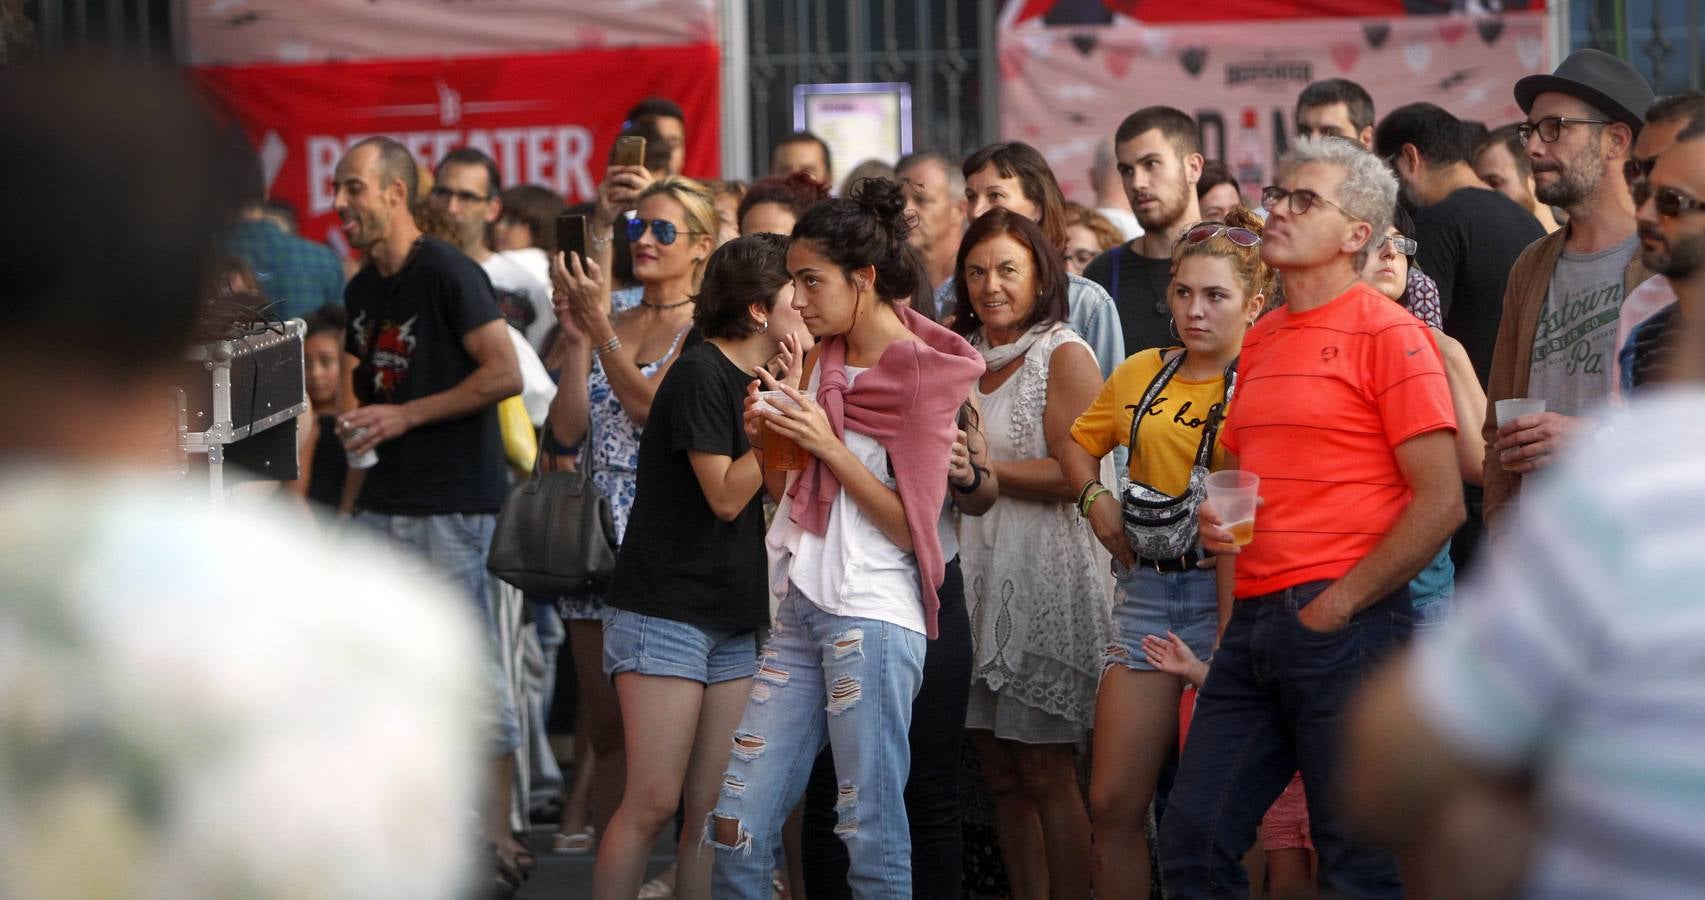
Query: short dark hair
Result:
<box><xmin>1196</xmin><ymin>159</ymin><xmax>1238</xmax><ymax>199</ymax></box>
<box><xmin>693</xmin><ymin>233</ymin><xmax>793</xmax><ymax>340</ymax></box>
<box><xmin>772</xmin><ymin>131</ymin><xmax>833</xmax><ymax>179</ymax></box>
<box><xmin>961</xmin><ymin>141</ymin><xmax>1069</xmax><ymax>250</ymax></box>
<box><xmin>737</xmin><ymin>172</ymin><xmax>830</xmax><ymax>229</ymax></box>
<box><xmin>349</xmin><ymin>136</ymin><xmax>419</xmax><ymax>206</ymax></box>
<box><xmin>1648</xmin><ymin>91</ymin><xmax>1705</xmax><ymax>128</ymax></box>
<box><xmin>498</xmin><ymin>184</ymin><xmax>566</xmax><ymax>253</ymax></box>
<box><xmin>626</xmin><ymin>96</ymin><xmax>685</xmax><ymax>127</ymax></box>
<box><xmin>791</xmin><ymin>177</ymin><xmax>916</xmax><ymax>302</ymax></box>
<box><xmin>304</xmin><ymin>303</ymin><xmax>348</xmax><ymax>339</ymax></box>
<box><xmin>949</xmin><ymin>208</ymin><xmax>1070</xmax><ymax>338</ymax></box>
<box><xmin>0</xmin><ymin>60</ymin><xmax>238</xmax><ymax>374</ymax></box>
<box><xmin>1297</xmin><ymin>79</ymin><xmax>1376</xmax><ymax>133</ymax></box>
<box><xmin>435</xmin><ymin>147</ymin><xmax>502</xmax><ymax>197</ymax></box>
<box><xmin>1114</xmin><ymin>106</ymin><xmax>1201</xmax><ymax>158</ymax></box>
<box><xmin>609</xmin><ymin>118</ymin><xmax>675</xmax><ymax>174</ymax></box>
<box><xmin>1374</xmin><ymin>102</ymin><xmax>1472</xmax><ymax>166</ymax></box>
<box><xmin>1474</xmin><ymin>123</ymin><xmax>1534</xmax><ymax>180</ymax></box>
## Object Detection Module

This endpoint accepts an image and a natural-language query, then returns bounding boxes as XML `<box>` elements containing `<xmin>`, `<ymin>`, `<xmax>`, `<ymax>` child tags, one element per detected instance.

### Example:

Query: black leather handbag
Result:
<box><xmin>486</xmin><ymin>426</ymin><xmax>619</xmax><ymax>594</ymax></box>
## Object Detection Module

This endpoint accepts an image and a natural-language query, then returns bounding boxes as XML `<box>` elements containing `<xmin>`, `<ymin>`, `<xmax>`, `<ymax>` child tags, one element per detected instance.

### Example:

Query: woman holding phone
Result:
<box><xmin>705</xmin><ymin>178</ymin><xmax>984</xmax><ymax>899</ymax></box>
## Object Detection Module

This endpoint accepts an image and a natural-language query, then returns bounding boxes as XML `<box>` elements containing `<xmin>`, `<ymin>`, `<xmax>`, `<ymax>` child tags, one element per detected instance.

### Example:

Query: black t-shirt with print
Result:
<box><xmin>1083</xmin><ymin>244</ymin><xmax>1174</xmax><ymax>355</ymax></box>
<box><xmin>605</xmin><ymin>341</ymin><xmax>769</xmax><ymax>632</ymax></box>
<box><xmin>344</xmin><ymin>236</ymin><xmax>509</xmax><ymax>515</ymax></box>
<box><xmin>1412</xmin><ymin>187</ymin><xmax>1547</xmax><ymax>384</ymax></box>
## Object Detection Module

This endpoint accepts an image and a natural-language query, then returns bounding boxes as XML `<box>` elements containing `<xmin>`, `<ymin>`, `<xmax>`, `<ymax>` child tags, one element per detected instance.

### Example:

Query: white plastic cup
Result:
<box><xmin>340</xmin><ymin>425</ymin><xmax>379</xmax><ymax>470</ymax></box>
<box><xmin>1495</xmin><ymin>397</ymin><xmax>1547</xmax><ymax>427</ymax></box>
<box><xmin>1205</xmin><ymin>469</ymin><xmax>1260</xmax><ymax>546</ymax></box>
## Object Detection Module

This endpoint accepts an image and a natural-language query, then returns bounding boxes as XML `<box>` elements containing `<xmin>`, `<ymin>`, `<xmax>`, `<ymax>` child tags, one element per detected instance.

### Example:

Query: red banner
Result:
<box><xmin>188</xmin><ymin>45</ymin><xmax>721</xmax><ymax>254</ymax></box>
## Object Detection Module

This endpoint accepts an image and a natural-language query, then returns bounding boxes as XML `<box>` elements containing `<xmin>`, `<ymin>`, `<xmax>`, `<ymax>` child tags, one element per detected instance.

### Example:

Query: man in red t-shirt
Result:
<box><xmin>1158</xmin><ymin>137</ymin><xmax>1465</xmax><ymax>899</ymax></box>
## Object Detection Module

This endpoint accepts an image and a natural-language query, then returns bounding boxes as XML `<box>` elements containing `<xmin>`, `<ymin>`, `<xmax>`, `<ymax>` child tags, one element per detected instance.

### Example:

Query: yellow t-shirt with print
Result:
<box><xmin>1069</xmin><ymin>347</ymin><xmax>1229</xmax><ymax>496</ymax></box>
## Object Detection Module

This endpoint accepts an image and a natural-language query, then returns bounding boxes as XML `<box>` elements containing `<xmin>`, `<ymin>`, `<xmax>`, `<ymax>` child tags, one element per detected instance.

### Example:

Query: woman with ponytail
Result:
<box><xmin>706</xmin><ymin>178</ymin><xmax>984</xmax><ymax>899</ymax></box>
<box><xmin>1058</xmin><ymin>205</ymin><xmax>1274</xmax><ymax>900</ymax></box>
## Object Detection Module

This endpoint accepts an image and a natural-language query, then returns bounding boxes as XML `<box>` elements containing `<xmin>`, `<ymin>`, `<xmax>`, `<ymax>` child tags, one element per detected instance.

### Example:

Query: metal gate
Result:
<box><xmin>10</xmin><ymin>0</ymin><xmax>173</xmax><ymax>60</ymax></box>
<box><xmin>1575</xmin><ymin>0</ymin><xmax>1703</xmax><ymax>93</ymax></box>
<box><xmin>738</xmin><ymin>0</ymin><xmax>999</xmax><ymax>181</ymax></box>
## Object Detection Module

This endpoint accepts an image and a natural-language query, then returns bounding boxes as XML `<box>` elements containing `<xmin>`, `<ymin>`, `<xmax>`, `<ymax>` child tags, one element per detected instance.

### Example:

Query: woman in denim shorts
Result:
<box><xmin>589</xmin><ymin>233</ymin><xmax>810</xmax><ymax>900</ymax></box>
<box><xmin>1059</xmin><ymin>205</ymin><xmax>1276</xmax><ymax>900</ymax></box>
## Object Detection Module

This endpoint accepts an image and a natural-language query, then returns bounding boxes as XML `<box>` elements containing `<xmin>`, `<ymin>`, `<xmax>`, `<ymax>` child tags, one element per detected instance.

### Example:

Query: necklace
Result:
<box><xmin>640</xmin><ymin>297</ymin><xmax>694</xmax><ymax>310</ymax></box>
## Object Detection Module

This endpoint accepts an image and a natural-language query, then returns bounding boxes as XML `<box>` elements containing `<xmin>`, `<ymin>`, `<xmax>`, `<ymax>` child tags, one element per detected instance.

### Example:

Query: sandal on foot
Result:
<box><xmin>550</xmin><ymin>827</ymin><xmax>595</xmax><ymax>854</ymax></box>
<box><xmin>636</xmin><ymin>877</ymin><xmax>674</xmax><ymax>899</ymax></box>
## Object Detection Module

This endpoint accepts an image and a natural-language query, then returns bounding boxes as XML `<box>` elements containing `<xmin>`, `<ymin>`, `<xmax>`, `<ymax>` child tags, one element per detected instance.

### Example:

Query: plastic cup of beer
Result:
<box><xmin>1205</xmin><ymin>470</ymin><xmax>1260</xmax><ymax>546</ymax></box>
<box><xmin>1495</xmin><ymin>398</ymin><xmax>1546</xmax><ymax>472</ymax></box>
<box><xmin>340</xmin><ymin>424</ymin><xmax>379</xmax><ymax>470</ymax></box>
<box><xmin>755</xmin><ymin>390</ymin><xmax>808</xmax><ymax>470</ymax></box>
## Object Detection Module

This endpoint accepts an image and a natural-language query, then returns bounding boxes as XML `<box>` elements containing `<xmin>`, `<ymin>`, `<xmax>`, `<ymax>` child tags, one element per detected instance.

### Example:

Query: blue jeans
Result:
<box><xmin>603</xmin><ymin>606</ymin><xmax>758</xmax><ymax>685</ymax></box>
<box><xmin>1106</xmin><ymin>564</ymin><xmax>1220</xmax><ymax>672</ymax></box>
<box><xmin>355</xmin><ymin>511</ymin><xmax>521</xmax><ymax>757</ymax></box>
<box><xmin>708</xmin><ymin>586</ymin><xmax>927</xmax><ymax>900</ymax></box>
<box><xmin>1159</xmin><ymin>580</ymin><xmax>1411</xmax><ymax>899</ymax></box>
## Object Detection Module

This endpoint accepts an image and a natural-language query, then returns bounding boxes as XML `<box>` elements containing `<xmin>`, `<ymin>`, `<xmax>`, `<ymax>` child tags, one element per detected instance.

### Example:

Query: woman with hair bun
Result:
<box><xmin>1059</xmin><ymin>205</ymin><xmax>1274</xmax><ymax>900</ymax></box>
<box><xmin>706</xmin><ymin>178</ymin><xmax>985</xmax><ymax>899</ymax></box>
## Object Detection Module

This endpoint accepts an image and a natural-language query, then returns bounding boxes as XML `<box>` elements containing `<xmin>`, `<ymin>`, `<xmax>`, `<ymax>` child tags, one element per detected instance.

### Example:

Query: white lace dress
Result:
<box><xmin>962</xmin><ymin>325</ymin><xmax>1115</xmax><ymax>744</ymax></box>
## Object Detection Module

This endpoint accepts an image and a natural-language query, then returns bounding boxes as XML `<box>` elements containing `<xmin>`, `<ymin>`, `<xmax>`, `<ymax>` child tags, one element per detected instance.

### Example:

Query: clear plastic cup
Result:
<box><xmin>1495</xmin><ymin>397</ymin><xmax>1546</xmax><ymax>427</ymax></box>
<box><xmin>340</xmin><ymin>424</ymin><xmax>379</xmax><ymax>470</ymax></box>
<box><xmin>755</xmin><ymin>390</ymin><xmax>807</xmax><ymax>470</ymax></box>
<box><xmin>1205</xmin><ymin>469</ymin><xmax>1260</xmax><ymax>546</ymax></box>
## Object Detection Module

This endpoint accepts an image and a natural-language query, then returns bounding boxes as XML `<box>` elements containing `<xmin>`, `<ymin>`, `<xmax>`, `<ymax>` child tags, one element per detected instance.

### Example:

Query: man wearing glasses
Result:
<box><xmin>434</xmin><ymin>148</ymin><xmax>555</xmax><ymax>353</ymax></box>
<box><xmin>1481</xmin><ymin>49</ymin><xmax>1656</xmax><ymax>539</ymax></box>
<box><xmin>1613</xmin><ymin>92</ymin><xmax>1705</xmax><ymax>397</ymax></box>
<box><xmin>1162</xmin><ymin>137</ymin><xmax>1463</xmax><ymax>898</ymax></box>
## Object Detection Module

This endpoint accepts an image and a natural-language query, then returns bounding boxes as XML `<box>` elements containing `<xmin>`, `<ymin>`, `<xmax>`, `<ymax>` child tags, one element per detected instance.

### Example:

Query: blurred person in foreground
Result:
<box><xmin>1345</xmin><ymin>115</ymin><xmax>1705</xmax><ymax>900</ymax></box>
<box><xmin>1163</xmin><ymin>137</ymin><xmax>1463</xmax><ymax>898</ymax></box>
<box><xmin>0</xmin><ymin>60</ymin><xmax>484</xmax><ymax>900</ymax></box>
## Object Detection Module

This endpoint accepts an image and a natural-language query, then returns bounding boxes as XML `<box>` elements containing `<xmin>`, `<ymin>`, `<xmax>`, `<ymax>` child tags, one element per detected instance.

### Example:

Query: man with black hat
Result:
<box><xmin>1480</xmin><ymin>49</ymin><xmax>1656</xmax><ymax>538</ymax></box>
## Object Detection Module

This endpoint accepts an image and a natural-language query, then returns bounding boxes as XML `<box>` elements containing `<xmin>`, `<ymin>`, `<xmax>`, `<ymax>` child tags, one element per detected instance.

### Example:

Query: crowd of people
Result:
<box><xmin>15</xmin><ymin>41</ymin><xmax>1705</xmax><ymax>900</ymax></box>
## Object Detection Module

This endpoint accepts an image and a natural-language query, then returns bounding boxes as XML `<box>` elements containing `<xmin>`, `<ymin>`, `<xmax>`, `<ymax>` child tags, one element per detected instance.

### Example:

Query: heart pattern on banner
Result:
<box><xmin>1438</xmin><ymin>19</ymin><xmax>1468</xmax><ymax>46</ymax></box>
<box><xmin>1404</xmin><ymin>41</ymin><xmax>1433</xmax><ymax>75</ymax></box>
<box><xmin>1070</xmin><ymin>33</ymin><xmax>1099</xmax><ymax>57</ymax></box>
<box><xmin>1363</xmin><ymin>23</ymin><xmax>1391</xmax><ymax>49</ymax></box>
<box><xmin>1330</xmin><ymin>42</ymin><xmax>1360</xmax><ymax>73</ymax></box>
<box><xmin>1181</xmin><ymin>46</ymin><xmax>1208</xmax><ymax>78</ymax></box>
<box><xmin>1477</xmin><ymin>19</ymin><xmax>1505</xmax><ymax>45</ymax></box>
<box><xmin>1105</xmin><ymin>45</ymin><xmax>1137</xmax><ymax>79</ymax></box>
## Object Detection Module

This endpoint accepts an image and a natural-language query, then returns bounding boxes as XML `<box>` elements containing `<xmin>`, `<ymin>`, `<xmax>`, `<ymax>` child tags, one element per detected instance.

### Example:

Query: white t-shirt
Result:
<box><xmin>767</xmin><ymin>365</ymin><xmax>925</xmax><ymax>635</ymax></box>
<box><xmin>506</xmin><ymin>324</ymin><xmax>557</xmax><ymax>427</ymax></box>
<box><xmin>482</xmin><ymin>252</ymin><xmax>554</xmax><ymax>355</ymax></box>
<box><xmin>1097</xmin><ymin>206</ymin><xmax>1144</xmax><ymax>242</ymax></box>
<box><xmin>0</xmin><ymin>469</ymin><xmax>484</xmax><ymax>899</ymax></box>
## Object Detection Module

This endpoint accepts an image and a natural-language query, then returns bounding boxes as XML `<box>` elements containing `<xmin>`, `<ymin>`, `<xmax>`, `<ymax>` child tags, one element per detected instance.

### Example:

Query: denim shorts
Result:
<box><xmin>602</xmin><ymin>606</ymin><xmax>758</xmax><ymax>685</ymax></box>
<box><xmin>1105</xmin><ymin>562</ymin><xmax>1219</xmax><ymax>672</ymax></box>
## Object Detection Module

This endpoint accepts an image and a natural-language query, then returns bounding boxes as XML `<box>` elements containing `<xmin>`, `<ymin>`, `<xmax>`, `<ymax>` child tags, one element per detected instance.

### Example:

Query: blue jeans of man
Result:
<box><xmin>355</xmin><ymin>511</ymin><xmax>521</xmax><ymax>757</ymax></box>
<box><xmin>708</xmin><ymin>586</ymin><xmax>926</xmax><ymax>900</ymax></box>
<box><xmin>1159</xmin><ymin>580</ymin><xmax>1412</xmax><ymax>899</ymax></box>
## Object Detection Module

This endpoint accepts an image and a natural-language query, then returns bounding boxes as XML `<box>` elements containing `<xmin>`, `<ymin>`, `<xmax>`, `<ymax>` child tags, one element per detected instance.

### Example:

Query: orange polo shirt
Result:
<box><xmin>1219</xmin><ymin>283</ymin><xmax>1455</xmax><ymax>598</ymax></box>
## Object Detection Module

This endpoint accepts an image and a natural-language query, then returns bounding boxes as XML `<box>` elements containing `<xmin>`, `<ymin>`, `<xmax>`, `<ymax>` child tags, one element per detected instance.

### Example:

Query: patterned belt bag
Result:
<box><xmin>1120</xmin><ymin>351</ymin><xmax>1237</xmax><ymax>560</ymax></box>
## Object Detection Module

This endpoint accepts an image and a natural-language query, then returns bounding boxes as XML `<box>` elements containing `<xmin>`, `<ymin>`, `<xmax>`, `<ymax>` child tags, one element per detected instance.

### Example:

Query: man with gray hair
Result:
<box><xmin>1162</xmin><ymin>136</ymin><xmax>1464</xmax><ymax>898</ymax></box>
<box><xmin>896</xmin><ymin>150</ymin><xmax>968</xmax><ymax>301</ymax></box>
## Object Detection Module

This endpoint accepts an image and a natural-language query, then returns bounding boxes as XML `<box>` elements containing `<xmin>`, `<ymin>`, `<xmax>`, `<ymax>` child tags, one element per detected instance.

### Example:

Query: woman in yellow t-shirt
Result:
<box><xmin>1058</xmin><ymin>205</ymin><xmax>1274</xmax><ymax>900</ymax></box>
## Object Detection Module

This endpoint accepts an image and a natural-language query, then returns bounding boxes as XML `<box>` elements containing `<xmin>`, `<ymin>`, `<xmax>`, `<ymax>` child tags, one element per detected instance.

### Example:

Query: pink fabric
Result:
<box><xmin>787</xmin><ymin>305</ymin><xmax>984</xmax><ymax>638</ymax></box>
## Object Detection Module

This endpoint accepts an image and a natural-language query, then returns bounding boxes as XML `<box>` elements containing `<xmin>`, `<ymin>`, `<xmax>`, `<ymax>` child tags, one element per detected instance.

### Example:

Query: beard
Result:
<box><xmin>1533</xmin><ymin>135</ymin><xmax>1603</xmax><ymax>208</ymax></box>
<box><xmin>1135</xmin><ymin>171</ymin><xmax>1192</xmax><ymax>231</ymax></box>
<box><xmin>1654</xmin><ymin>230</ymin><xmax>1705</xmax><ymax>280</ymax></box>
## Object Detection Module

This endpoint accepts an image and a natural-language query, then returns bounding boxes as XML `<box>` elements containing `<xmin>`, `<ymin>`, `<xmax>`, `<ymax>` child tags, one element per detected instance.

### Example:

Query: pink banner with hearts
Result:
<box><xmin>999</xmin><ymin>11</ymin><xmax>1551</xmax><ymax>203</ymax></box>
<box><xmin>184</xmin><ymin>0</ymin><xmax>716</xmax><ymax>66</ymax></box>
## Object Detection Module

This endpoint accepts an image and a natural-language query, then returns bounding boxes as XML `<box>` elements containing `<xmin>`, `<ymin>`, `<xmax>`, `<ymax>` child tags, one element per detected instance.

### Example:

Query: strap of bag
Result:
<box><xmin>1109</xmin><ymin>244</ymin><xmax>1124</xmax><ymax>302</ymax></box>
<box><xmin>1191</xmin><ymin>359</ymin><xmax>1238</xmax><ymax>471</ymax></box>
<box><xmin>1123</xmin><ymin>349</ymin><xmax>1187</xmax><ymax>454</ymax></box>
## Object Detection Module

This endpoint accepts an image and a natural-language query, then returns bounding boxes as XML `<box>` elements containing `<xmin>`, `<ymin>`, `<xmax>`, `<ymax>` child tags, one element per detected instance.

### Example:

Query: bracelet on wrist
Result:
<box><xmin>593</xmin><ymin>335</ymin><xmax>622</xmax><ymax>357</ymax></box>
<box><xmin>1076</xmin><ymin>478</ymin><xmax>1104</xmax><ymax>510</ymax></box>
<box><xmin>1079</xmin><ymin>485</ymin><xmax>1111</xmax><ymax>518</ymax></box>
<box><xmin>590</xmin><ymin>231</ymin><xmax>611</xmax><ymax>251</ymax></box>
<box><xmin>952</xmin><ymin>462</ymin><xmax>987</xmax><ymax>495</ymax></box>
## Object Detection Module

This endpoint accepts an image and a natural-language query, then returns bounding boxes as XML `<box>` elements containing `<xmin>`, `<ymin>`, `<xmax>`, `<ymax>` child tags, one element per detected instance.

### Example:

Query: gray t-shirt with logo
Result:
<box><xmin>1528</xmin><ymin>235</ymin><xmax>1637</xmax><ymax>416</ymax></box>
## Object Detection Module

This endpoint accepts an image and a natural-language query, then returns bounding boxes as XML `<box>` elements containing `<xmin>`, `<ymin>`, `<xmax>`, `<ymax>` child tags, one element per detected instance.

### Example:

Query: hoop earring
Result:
<box><xmin>758</xmin><ymin>317</ymin><xmax>769</xmax><ymax>332</ymax></box>
<box><xmin>1168</xmin><ymin>317</ymin><xmax>1181</xmax><ymax>341</ymax></box>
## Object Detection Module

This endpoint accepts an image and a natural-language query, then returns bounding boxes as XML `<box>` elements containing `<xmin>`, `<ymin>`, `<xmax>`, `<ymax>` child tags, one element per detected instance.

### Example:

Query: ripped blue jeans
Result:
<box><xmin>708</xmin><ymin>585</ymin><xmax>926</xmax><ymax>900</ymax></box>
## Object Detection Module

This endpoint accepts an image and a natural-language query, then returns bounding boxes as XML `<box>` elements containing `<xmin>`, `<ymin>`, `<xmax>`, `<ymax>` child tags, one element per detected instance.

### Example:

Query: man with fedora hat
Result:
<box><xmin>1480</xmin><ymin>48</ymin><xmax>1657</xmax><ymax>538</ymax></box>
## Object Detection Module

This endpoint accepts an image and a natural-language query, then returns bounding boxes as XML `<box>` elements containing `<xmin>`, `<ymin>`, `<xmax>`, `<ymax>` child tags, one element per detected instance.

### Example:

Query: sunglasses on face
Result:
<box><xmin>1261</xmin><ymin>186</ymin><xmax>1363</xmax><ymax>221</ymax></box>
<box><xmin>1378</xmin><ymin>234</ymin><xmax>1419</xmax><ymax>255</ymax></box>
<box><xmin>1516</xmin><ymin>115</ymin><xmax>1613</xmax><ymax>147</ymax></box>
<box><xmin>626</xmin><ymin>217</ymin><xmax>691</xmax><ymax>245</ymax></box>
<box><xmin>1632</xmin><ymin>181</ymin><xmax>1705</xmax><ymax>218</ymax></box>
<box><xmin>430</xmin><ymin>185</ymin><xmax>491</xmax><ymax>205</ymax></box>
<box><xmin>1624</xmin><ymin>157</ymin><xmax>1657</xmax><ymax>191</ymax></box>
<box><xmin>1182</xmin><ymin>222</ymin><xmax>1262</xmax><ymax>247</ymax></box>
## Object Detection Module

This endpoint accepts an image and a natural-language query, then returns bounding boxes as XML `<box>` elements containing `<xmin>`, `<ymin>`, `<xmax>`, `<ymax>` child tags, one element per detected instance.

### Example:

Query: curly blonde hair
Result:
<box><xmin>1170</xmin><ymin>205</ymin><xmax>1277</xmax><ymax>311</ymax></box>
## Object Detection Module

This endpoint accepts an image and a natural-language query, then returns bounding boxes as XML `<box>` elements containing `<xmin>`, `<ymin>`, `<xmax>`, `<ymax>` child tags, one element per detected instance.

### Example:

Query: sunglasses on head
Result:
<box><xmin>626</xmin><ymin>218</ymin><xmax>692</xmax><ymax>245</ymax></box>
<box><xmin>1632</xmin><ymin>181</ymin><xmax>1705</xmax><ymax>218</ymax></box>
<box><xmin>1182</xmin><ymin>222</ymin><xmax>1261</xmax><ymax>247</ymax></box>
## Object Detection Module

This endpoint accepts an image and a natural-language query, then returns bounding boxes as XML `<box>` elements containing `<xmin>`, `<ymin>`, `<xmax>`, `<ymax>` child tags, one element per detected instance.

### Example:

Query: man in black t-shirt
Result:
<box><xmin>1082</xmin><ymin>106</ymin><xmax>1204</xmax><ymax>356</ymax></box>
<box><xmin>331</xmin><ymin>137</ymin><xmax>526</xmax><ymax>870</ymax></box>
<box><xmin>1376</xmin><ymin>102</ymin><xmax>1547</xmax><ymax>383</ymax></box>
